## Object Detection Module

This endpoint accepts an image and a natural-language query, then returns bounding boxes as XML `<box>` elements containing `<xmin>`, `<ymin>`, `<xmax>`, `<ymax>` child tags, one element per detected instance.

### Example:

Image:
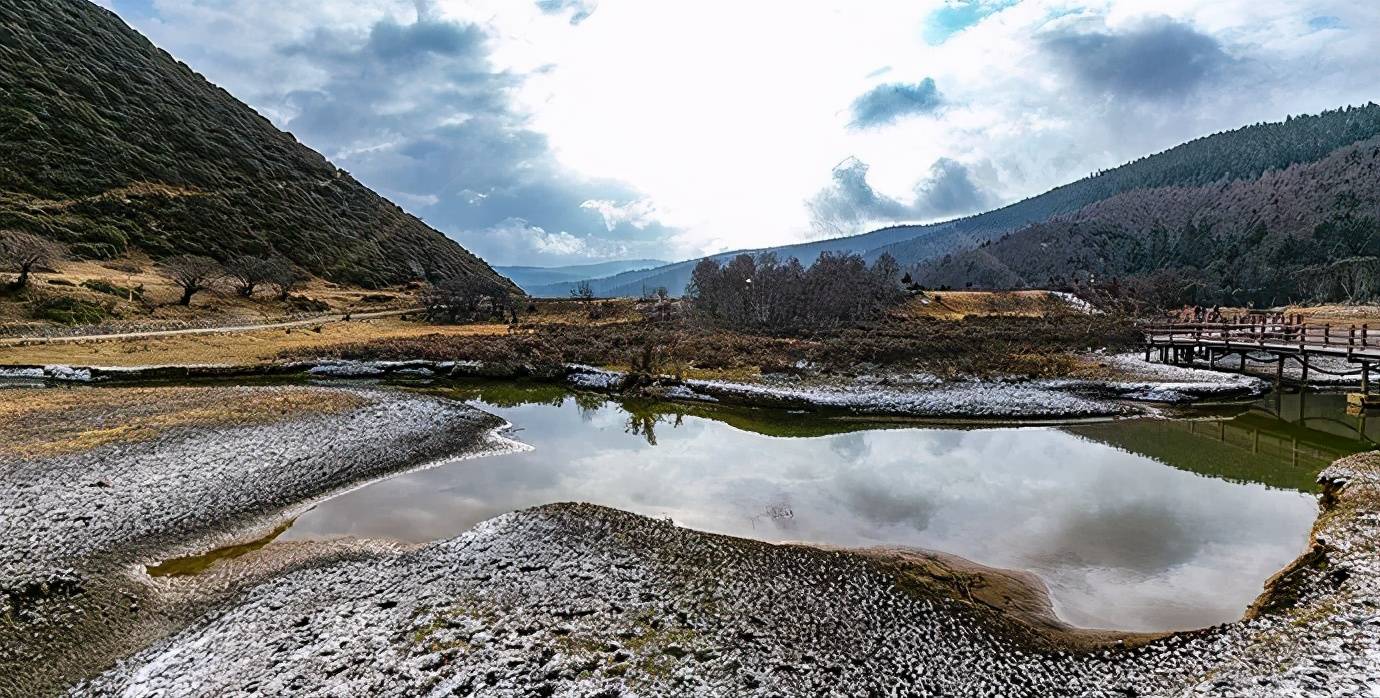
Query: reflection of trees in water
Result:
<box><xmin>572</xmin><ymin>392</ymin><xmax>607</xmax><ymax>421</ymax></box>
<box><xmin>622</xmin><ymin>401</ymin><xmax>685</xmax><ymax>446</ymax></box>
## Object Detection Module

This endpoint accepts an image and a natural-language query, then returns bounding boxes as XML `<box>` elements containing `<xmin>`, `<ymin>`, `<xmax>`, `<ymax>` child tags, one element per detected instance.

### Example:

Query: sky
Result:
<box><xmin>92</xmin><ymin>0</ymin><xmax>1380</xmax><ymax>267</ymax></box>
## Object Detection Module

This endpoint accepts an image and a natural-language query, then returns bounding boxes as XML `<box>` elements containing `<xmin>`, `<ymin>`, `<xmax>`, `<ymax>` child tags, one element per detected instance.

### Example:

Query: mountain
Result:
<box><xmin>541</xmin><ymin>104</ymin><xmax>1380</xmax><ymax>298</ymax></box>
<box><xmin>0</xmin><ymin>0</ymin><xmax>513</xmax><ymax>291</ymax></box>
<box><xmin>915</xmin><ymin>134</ymin><xmax>1380</xmax><ymax>306</ymax></box>
<box><xmin>497</xmin><ymin>259</ymin><xmax>667</xmax><ymax>294</ymax></box>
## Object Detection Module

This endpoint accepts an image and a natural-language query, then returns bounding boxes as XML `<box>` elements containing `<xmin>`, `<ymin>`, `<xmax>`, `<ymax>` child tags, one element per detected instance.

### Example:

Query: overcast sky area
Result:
<box><xmin>93</xmin><ymin>0</ymin><xmax>1380</xmax><ymax>267</ymax></box>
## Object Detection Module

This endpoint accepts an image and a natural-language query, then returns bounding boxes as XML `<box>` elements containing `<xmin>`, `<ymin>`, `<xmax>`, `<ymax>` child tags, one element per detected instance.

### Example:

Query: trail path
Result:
<box><xmin>0</xmin><ymin>308</ymin><xmax>417</xmax><ymax>346</ymax></box>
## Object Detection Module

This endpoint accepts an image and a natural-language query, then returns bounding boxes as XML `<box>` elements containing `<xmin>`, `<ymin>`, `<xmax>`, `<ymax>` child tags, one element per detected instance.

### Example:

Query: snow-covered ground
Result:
<box><xmin>70</xmin><ymin>455</ymin><xmax>1380</xmax><ymax>696</ymax></box>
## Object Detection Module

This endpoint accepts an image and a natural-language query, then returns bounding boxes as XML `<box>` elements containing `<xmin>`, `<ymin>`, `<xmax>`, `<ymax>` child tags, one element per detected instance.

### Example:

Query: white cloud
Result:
<box><xmin>102</xmin><ymin>0</ymin><xmax>1380</xmax><ymax>263</ymax></box>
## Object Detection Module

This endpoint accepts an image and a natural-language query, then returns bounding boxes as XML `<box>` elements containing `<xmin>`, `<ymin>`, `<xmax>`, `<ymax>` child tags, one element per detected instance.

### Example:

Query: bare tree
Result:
<box><xmin>264</xmin><ymin>258</ymin><xmax>311</xmax><ymax>301</ymax></box>
<box><xmin>570</xmin><ymin>280</ymin><xmax>599</xmax><ymax>318</ymax></box>
<box><xmin>423</xmin><ymin>276</ymin><xmax>517</xmax><ymax>324</ymax></box>
<box><xmin>0</xmin><ymin>231</ymin><xmax>65</xmax><ymax>290</ymax></box>
<box><xmin>225</xmin><ymin>256</ymin><xmax>277</xmax><ymax>297</ymax></box>
<box><xmin>161</xmin><ymin>255</ymin><xmax>223</xmax><ymax>306</ymax></box>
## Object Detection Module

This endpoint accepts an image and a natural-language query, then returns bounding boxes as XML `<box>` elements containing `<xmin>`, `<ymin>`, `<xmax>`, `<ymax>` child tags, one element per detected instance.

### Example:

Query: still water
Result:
<box><xmin>282</xmin><ymin>384</ymin><xmax>1374</xmax><ymax>633</ymax></box>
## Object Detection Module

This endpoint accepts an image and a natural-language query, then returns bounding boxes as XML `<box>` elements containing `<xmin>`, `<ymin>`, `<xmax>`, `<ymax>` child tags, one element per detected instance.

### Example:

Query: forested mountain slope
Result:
<box><xmin>915</xmin><ymin>136</ymin><xmax>1380</xmax><ymax>306</ymax></box>
<box><xmin>0</xmin><ymin>0</ymin><xmax>512</xmax><ymax>290</ymax></box>
<box><xmin>539</xmin><ymin>105</ymin><xmax>1380</xmax><ymax>298</ymax></box>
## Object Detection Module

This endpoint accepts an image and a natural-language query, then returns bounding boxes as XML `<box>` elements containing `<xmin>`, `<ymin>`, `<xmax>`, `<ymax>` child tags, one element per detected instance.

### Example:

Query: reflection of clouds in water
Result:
<box><xmin>828</xmin><ymin>432</ymin><xmax>870</xmax><ymax>461</ymax></box>
<box><xmin>287</xmin><ymin>399</ymin><xmax>1315</xmax><ymax>632</ymax></box>
<box><xmin>830</xmin><ymin>469</ymin><xmax>935</xmax><ymax>535</ymax></box>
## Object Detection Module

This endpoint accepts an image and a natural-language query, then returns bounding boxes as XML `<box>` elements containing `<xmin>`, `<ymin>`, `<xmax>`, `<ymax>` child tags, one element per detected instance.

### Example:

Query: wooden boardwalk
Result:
<box><xmin>1143</xmin><ymin>314</ymin><xmax>1380</xmax><ymax>390</ymax></box>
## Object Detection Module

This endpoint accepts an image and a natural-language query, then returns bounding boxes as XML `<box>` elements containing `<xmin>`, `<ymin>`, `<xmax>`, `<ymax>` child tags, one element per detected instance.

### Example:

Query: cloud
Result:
<box><xmin>807</xmin><ymin>156</ymin><xmax>994</xmax><ymax>235</ymax></box>
<box><xmin>266</xmin><ymin>14</ymin><xmax>677</xmax><ymax>266</ymax></box>
<box><xmin>848</xmin><ymin>78</ymin><xmax>942</xmax><ymax>128</ymax></box>
<box><xmin>912</xmin><ymin>157</ymin><xmax>996</xmax><ymax>218</ymax></box>
<box><xmin>1040</xmin><ymin>16</ymin><xmax>1232</xmax><ymax>101</ymax></box>
<box><xmin>580</xmin><ymin>199</ymin><xmax>661</xmax><ymax>231</ymax></box>
<box><xmin>535</xmin><ymin>0</ymin><xmax>598</xmax><ymax>25</ymax></box>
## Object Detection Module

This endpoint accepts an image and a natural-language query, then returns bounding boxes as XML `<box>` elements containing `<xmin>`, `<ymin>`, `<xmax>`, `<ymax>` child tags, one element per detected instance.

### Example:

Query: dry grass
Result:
<box><xmin>0</xmin><ymin>386</ymin><xmax>365</xmax><ymax>458</ymax></box>
<box><xmin>0</xmin><ymin>317</ymin><xmax>509</xmax><ymax>367</ymax></box>
<box><xmin>892</xmin><ymin>291</ymin><xmax>1070</xmax><ymax>321</ymax></box>
<box><xmin>0</xmin><ymin>252</ymin><xmax>416</xmax><ymax>328</ymax></box>
<box><xmin>1282</xmin><ymin>304</ymin><xmax>1380</xmax><ymax>326</ymax></box>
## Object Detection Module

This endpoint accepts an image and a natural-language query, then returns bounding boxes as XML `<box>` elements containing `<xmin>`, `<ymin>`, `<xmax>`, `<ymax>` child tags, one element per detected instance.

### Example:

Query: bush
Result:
<box><xmin>81</xmin><ymin>278</ymin><xmax>143</xmax><ymax>300</ymax></box>
<box><xmin>32</xmin><ymin>296</ymin><xmax>108</xmax><ymax>325</ymax></box>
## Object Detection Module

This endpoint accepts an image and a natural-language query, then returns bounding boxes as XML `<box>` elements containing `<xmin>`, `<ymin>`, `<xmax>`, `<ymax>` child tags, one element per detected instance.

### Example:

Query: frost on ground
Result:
<box><xmin>682</xmin><ymin>375</ymin><xmax>1136</xmax><ymax>418</ymax></box>
<box><xmin>74</xmin><ymin>454</ymin><xmax>1380</xmax><ymax>696</ymax></box>
<box><xmin>0</xmin><ymin>386</ymin><xmax>516</xmax><ymax>696</ymax></box>
<box><xmin>1043</xmin><ymin>353</ymin><xmax>1270</xmax><ymax>403</ymax></box>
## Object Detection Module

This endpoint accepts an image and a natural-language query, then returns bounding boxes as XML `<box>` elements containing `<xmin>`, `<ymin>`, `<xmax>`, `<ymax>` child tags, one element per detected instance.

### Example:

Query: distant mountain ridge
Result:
<box><xmin>538</xmin><ymin>105</ymin><xmax>1380</xmax><ymax>298</ymax></box>
<box><xmin>0</xmin><ymin>0</ymin><xmax>513</xmax><ymax>291</ymax></box>
<box><xmin>497</xmin><ymin>260</ymin><xmax>667</xmax><ymax>294</ymax></box>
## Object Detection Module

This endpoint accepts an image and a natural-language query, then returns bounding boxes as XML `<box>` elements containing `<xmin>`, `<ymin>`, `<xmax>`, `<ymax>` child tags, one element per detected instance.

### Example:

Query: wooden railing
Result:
<box><xmin>1143</xmin><ymin>316</ymin><xmax>1378</xmax><ymax>352</ymax></box>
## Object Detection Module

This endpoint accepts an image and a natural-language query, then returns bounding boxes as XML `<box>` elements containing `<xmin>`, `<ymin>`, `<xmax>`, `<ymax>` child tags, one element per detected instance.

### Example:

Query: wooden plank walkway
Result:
<box><xmin>1143</xmin><ymin>314</ymin><xmax>1380</xmax><ymax>390</ymax></box>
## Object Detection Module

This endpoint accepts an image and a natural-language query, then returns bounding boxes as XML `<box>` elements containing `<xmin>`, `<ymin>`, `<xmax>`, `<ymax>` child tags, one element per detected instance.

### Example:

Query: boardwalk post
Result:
<box><xmin>1240</xmin><ymin>351</ymin><xmax>1247</xmax><ymax>372</ymax></box>
<box><xmin>1301</xmin><ymin>353</ymin><xmax>1309</xmax><ymax>382</ymax></box>
<box><xmin>1276</xmin><ymin>354</ymin><xmax>1284</xmax><ymax>386</ymax></box>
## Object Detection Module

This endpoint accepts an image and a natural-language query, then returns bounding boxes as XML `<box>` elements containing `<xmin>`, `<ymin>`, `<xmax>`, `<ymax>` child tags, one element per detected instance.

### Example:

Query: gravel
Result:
<box><xmin>70</xmin><ymin>452</ymin><xmax>1380</xmax><ymax>696</ymax></box>
<box><xmin>0</xmin><ymin>386</ymin><xmax>519</xmax><ymax>696</ymax></box>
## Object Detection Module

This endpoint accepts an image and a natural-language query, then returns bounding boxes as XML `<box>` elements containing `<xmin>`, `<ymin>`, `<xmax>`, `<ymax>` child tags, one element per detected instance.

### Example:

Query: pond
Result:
<box><xmin>275</xmin><ymin>383</ymin><xmax>1375</xmax><ymax>633</ymax></box>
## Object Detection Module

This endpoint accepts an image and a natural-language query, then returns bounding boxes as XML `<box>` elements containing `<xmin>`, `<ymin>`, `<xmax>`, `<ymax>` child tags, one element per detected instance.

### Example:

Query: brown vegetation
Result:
<box><xmin>284</xmin><ymin>301</ymin><xmax>1137</xmax><ymax>379</ymax></box>
<box><xmin>0</xmin><ymin>386</ymin><xmax>365</xmax><ymax>458</ymax></box>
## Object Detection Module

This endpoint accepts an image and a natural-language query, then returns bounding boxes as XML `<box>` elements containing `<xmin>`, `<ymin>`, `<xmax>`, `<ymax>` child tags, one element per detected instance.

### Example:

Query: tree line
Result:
<box><xmin>687</xmin><ymin>251</ymin><xmax>906</xmax><ymax>330</ymax></box>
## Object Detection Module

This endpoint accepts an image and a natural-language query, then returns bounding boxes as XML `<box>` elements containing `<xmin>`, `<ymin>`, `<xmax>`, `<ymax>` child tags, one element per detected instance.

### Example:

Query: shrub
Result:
<box><xmin>32</xmin><ymin>296</ymin><xmax>108</xmax><ymax>325</ymax></box>
<box><xmin>81</xmin><ymin>278</ymin><xmax>143</xmax><ymax>301</ymax></box>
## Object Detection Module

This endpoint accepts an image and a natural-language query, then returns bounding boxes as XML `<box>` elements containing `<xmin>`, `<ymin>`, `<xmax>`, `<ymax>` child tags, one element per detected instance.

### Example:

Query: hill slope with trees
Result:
<box><xmin>0</xmin><ymin>0</ymin><xmax>512</xmax><ymax>290</ymax></box>
<box><xmin>915</xmin><ymin>135</ymin><xmax>1380</xmax><ymax>307</ymax></box>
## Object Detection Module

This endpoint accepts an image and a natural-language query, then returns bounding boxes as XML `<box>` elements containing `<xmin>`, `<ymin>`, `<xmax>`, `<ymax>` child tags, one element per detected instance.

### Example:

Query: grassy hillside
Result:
<box><xmin>541</xmin><ymin>105</ymin><xmax>1380</xmax><ymax>298</ymax></box>
<box><xmin>0</xmin><ymin>0</ymin><xmax>512</xmax><ymax>291</ymax></box>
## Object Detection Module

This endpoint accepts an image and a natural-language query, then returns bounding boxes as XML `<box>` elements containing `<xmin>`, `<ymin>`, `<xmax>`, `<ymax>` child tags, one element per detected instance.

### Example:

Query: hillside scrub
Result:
<box><xmin>0</xmin><ymin>0</ymin><xmax>510</xmax><ymax>291</ymax></box>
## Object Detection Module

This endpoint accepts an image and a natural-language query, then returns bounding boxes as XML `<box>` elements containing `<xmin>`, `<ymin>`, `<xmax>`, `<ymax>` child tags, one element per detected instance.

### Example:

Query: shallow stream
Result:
<box><xmin>262</xmin><ymin>382</ymin><xmax>1374</xmax><ymax>633</ymax></box>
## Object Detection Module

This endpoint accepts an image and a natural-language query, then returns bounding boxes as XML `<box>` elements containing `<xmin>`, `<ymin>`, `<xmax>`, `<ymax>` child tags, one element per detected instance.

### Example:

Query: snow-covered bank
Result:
<box><xmin>2</xmin><ymin>352</ymin><xmax>1275</xmax><ymax>420</ymax></box>
<box><xmin>1037</xmin><ymin>353</ymin><xmax>1270</xmax><ymax>404</ymax></box>
<box><xmin>71</xmin><ymin>455</ymin><xmax>1380</xmax><ymax>696</ymax></box>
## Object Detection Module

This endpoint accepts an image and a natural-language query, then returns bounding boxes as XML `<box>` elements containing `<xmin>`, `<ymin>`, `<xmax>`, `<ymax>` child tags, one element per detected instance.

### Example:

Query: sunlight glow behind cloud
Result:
<box><xmin>100</xmin><ymin>0</ymin><xmax>1379</xmax><ymax>265</ymax></box>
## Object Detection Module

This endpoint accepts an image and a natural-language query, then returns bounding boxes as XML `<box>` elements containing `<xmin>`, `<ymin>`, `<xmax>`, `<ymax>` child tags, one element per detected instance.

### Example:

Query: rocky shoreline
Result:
<box><xmin>66</xmin><ymin>454</ymin><xmax>1380</xmax><ymax>696</ymax></box>
<box><xmin>0</xmin><ymin>351</ymin><xmax>1269</xmax><ymax>421</ymax></box>
<box><xmin>0</xmin><ymin>386</ymin><xmax>519</xmax><ymax>696</ymax></box>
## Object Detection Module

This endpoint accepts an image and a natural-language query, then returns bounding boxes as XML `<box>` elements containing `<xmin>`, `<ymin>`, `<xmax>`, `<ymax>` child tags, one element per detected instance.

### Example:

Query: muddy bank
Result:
<box><xmin>69</xmin><ymin>451</ymin><xmax>1380</xmax><ymax>696</ymax></box>
<box><xmin>0</xmin><ymin>385</ymin><xmax>517</xmax><ymax>697</ymax></box>
<box><xmin>1</xmin><ymin>352</ymin><xmax>1267</xmax><ymax>421</ymax></box>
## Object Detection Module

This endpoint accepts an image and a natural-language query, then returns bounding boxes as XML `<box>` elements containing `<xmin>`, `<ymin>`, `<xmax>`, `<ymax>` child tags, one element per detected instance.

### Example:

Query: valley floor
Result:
<box><xmin>0</xmin><ymin>379</ymin><xmax>1376</xmax><ymax>695</ymax></box>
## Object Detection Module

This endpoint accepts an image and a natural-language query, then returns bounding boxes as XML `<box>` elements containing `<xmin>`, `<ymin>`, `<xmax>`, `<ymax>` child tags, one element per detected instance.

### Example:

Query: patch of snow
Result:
<box><xmin>565</xmin><ymin>366</ymin><xmax>625</xmax><ymax>390</ymax></box>
<box><xmin>1050</xmin><ymin>291</ymin><xmax>1100</xmax><ymax>315</ymax></box>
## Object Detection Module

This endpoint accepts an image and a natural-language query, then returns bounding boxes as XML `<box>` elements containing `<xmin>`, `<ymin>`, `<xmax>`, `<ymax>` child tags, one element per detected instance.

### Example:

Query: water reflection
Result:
<box><xmin>279</xmin><ymin>384</ymin><xmax>1358</xmax><ymax>633</ymax></box>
